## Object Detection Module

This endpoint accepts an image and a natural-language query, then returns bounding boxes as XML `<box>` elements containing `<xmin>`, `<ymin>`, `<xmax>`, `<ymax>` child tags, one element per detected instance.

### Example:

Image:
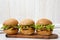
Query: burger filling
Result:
<box><xmin>35</xmin><ymin>24</ymin><xmax>54</xmax><ymax>31</ymax></box>
<box><xmin>20</xmin><ymin>24</ymin><xmax>35</xmax><ymax>30</ymax></box>
<box><xmin>1</xmin><ymin>25</ymin><xmax>19</xmax><ymax>30</ymax></box>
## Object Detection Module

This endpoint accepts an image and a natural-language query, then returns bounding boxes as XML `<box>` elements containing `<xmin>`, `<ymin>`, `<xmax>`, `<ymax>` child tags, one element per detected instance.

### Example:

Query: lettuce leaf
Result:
<box><xmin>1</xmin><ymin>25</ymin><xmax>19</xmax><ymax>30</ymax></box>
<box><xmin>46</xmin><ymin>24</ymin><xmax>54</xmax><ymax>31</ymax></box>
<box><xmin>35</xmin><ymin>25</ymin><xmax>43</xmax><ymax>30</ymax></box>
<box><xmin>1</xmin><ymin>25</ymin><xmax>9</xmax><ymax>30</ymax></box>
<box><xmin>35</xmin><ymin>24</ymin><xmax>54</xmax><ymax>31</ymax></box>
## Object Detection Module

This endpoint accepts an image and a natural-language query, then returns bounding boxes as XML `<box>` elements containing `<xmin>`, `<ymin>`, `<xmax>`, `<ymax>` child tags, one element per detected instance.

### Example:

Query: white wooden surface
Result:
<box><xmin>0</xmin><ymin>0</ymin><xmax>60</xmax><ymax>24</ymax></box>
<box><xmin>0</xmin><ymin>0</ymin><xmax>10</xmax><ymax>24</ymax></box>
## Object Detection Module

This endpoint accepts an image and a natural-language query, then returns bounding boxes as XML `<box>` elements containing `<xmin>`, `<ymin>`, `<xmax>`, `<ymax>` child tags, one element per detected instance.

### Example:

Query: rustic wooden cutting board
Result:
<box><xmin>6</xmin><ymin>33</ymin><xmax>58</xmax><ymax>39</ymax></box>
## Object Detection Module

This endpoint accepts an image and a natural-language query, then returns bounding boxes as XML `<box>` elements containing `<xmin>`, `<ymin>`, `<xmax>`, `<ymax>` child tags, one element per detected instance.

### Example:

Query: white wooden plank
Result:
<box><xmin>0</xmin><ymin>0</ymin><xmax>60</xmax><ymax>25</ymax></box>
<box><xmin>54</xmin><ymin>0</ymin><xmax>60</xmax><ymax>24</ymax></box>
<box><xmin>35</xmin><ymin>0</ymin><xmax>59</xmax><ymax>24</ymax></box>
<box><xmin>9</xmin><ymin>0</ymin><xmax>35</xmax><ymax>21</ymax></box>
<box><xmin>0</xmin><ymin>0</ymin><xmax>10</xmax><ymax>24</ymax></box>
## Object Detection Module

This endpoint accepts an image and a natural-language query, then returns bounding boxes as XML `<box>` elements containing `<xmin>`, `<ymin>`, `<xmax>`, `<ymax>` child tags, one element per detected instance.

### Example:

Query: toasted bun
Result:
<box><xmin>36</xmin><ymin>30</ymin><xmax>52</xmax><ymax>35</ymax></box>
<box><xmin>19</xmin><ymin>19</ymin><xmax>34</xmax><ymax>25</ymax></box>
<box><xmin>36</xmin><ymin>18</ymin><xmax>52</xmax><ymax>25</ymax></box>
<box><xmin>3</xmin><ymin>18</ymin><xmax>18</xmax><ymax>26</ymax></box>
<box><xmin>20</xmin><ymin>28</ymin><xmax>34</xmax><ymax>35</ymax></box>
<box><xmin>4</xmin><ymin>29</ymin><xmax>18</xmax><ymax>35</ymax></box>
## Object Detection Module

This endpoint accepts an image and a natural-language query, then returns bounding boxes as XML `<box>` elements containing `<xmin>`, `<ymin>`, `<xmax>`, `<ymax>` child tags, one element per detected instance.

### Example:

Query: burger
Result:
<box><xmin>19</xmin><ymin>19</ymin><xmax>35</xmax><ymax>35</ymax></box>
<box><xmin>35</xmin><ymin>18</ymin><xmax>54</xmax><ymax>35</ymax></box>
<box><xmin>1</xmin><ymin>18</ymin><xmax>19</xmax><ymax>35</ymax></box>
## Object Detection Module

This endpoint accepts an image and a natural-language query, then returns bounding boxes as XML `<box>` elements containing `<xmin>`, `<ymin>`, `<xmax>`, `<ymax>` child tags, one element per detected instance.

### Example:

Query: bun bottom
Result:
<box><xmin>20</xmin><ymin>29</ymin><xmax>34</xmax><ymax>35</ymax></box>
<box><xmin>4</xmin><ymin>29</ymin><xmax>18</xmax><ymax>35</ymax></box>
<box><xmin>36</xmin><ymin>30</ymin><xmax>52</xmax><ymax>35</ymax></box>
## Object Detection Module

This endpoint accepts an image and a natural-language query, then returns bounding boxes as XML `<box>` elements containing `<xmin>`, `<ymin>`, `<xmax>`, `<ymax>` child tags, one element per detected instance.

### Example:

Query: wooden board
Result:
<box><xmin>6</xmin><ymin>34</ymin><xmax>58</xmax><ymax>39</ymax></box>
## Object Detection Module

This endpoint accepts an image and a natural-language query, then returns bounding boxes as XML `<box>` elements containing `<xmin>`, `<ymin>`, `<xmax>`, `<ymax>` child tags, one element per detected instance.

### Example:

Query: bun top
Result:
<box><xmin>36</xmin><ymin>18</ymin><xmax>52</xmax><ymax>25</ymax></box>
<box><xmin>3</xmin><ymin>18</ymin><xmax>18</xmax><ymax>26</ymax></box>
<box><xmin>19</xmin><ymin>19</ymin><xmax>34</xmax><ymax>25</ymax></box>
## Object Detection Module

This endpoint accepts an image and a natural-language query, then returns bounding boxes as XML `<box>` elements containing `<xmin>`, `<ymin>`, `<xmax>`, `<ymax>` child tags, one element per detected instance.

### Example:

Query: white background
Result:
<box><xmin>0</xmin><ymin>0</ymin><xmax>60</xmax><ymax>40</ymax></box>
<box><xmin>0</xmin><ymin>0</ymin><xmax>60</xmax><ymax>25</ymax></box>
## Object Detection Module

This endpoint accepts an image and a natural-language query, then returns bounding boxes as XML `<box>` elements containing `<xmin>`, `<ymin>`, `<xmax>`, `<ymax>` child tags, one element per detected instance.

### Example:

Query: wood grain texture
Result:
<box><xmin>6</xmin><ymin>34</ymin><xmax>58</xmax><ymax>39</ymax></box>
